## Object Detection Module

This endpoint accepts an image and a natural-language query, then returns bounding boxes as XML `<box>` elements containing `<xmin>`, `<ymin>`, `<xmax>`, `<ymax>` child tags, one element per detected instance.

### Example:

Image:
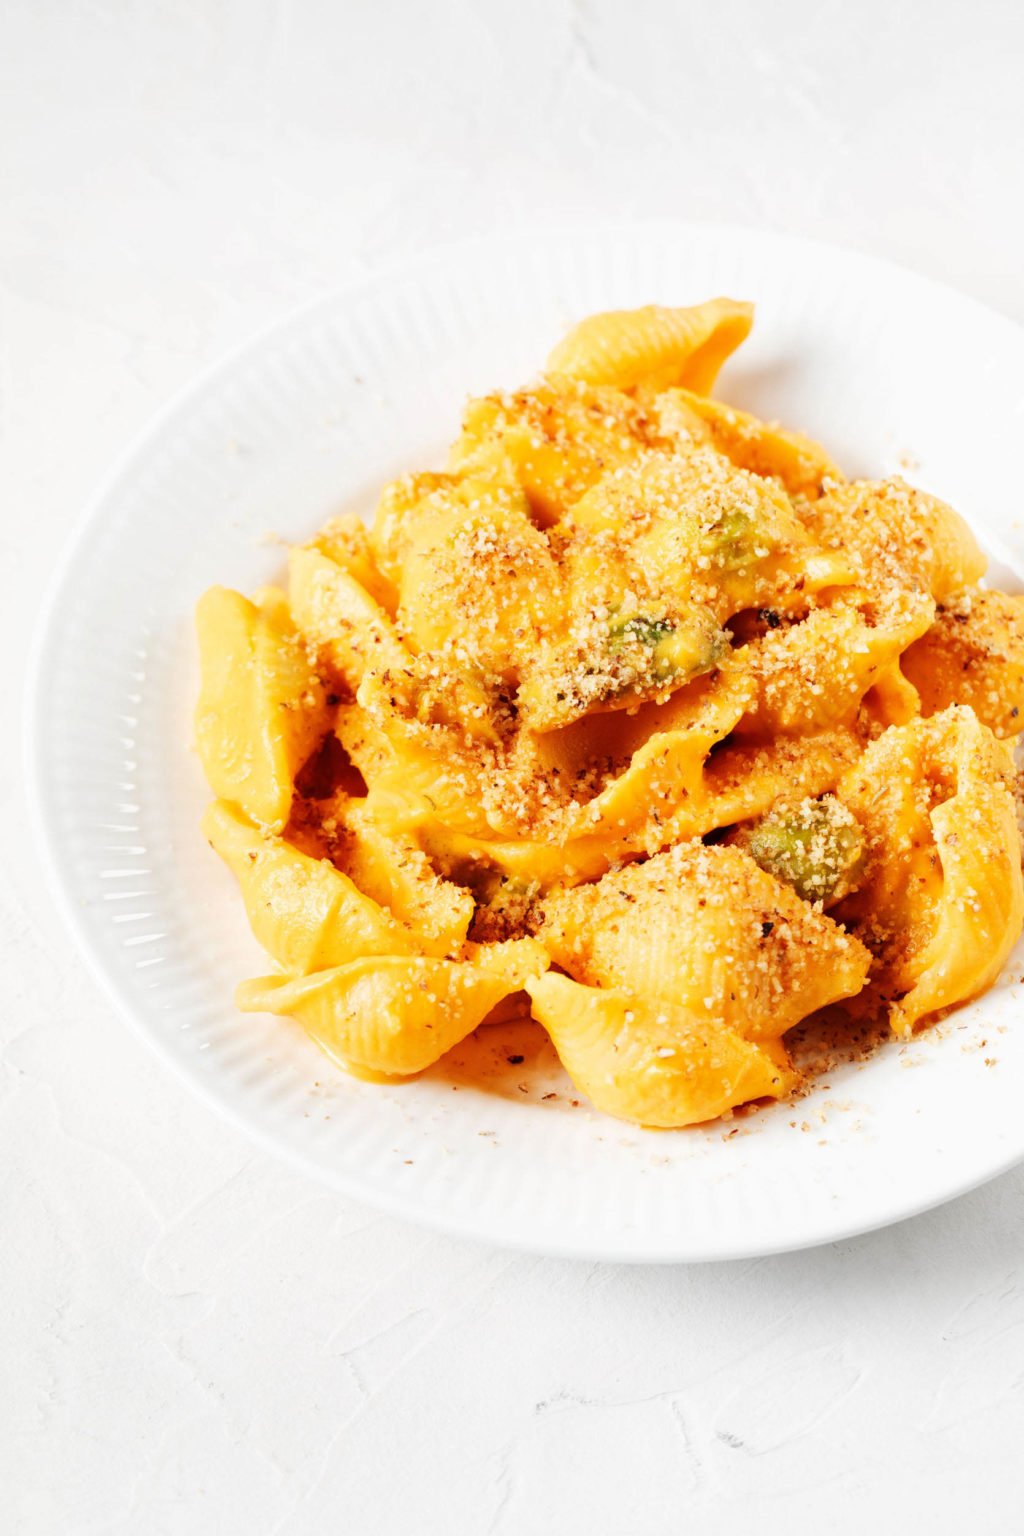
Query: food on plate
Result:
<box><xmin>195</xmin><ymin>300</ymin><xmax>1024</xmax><ymax>1126</ymax></box>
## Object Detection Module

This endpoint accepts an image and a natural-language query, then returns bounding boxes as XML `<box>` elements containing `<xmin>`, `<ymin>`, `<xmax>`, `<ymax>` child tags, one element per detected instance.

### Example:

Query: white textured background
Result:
<box><xmin>5</xmin><ymin>2</ymin><xmax>1024</xmax><ymax>1531</ymax></box>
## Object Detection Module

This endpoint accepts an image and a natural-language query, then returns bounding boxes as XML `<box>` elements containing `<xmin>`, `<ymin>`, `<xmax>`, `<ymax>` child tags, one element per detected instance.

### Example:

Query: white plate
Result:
<box><xmin>27</xmin><ymin>223</ymin><xmax>1024</xmax><ymax>1263</ymax></box>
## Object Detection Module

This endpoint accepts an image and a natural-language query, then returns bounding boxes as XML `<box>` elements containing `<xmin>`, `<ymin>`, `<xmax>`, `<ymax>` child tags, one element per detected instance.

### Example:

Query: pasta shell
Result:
<box><xmin>735</xmin><ymin>587</ymin><xmax>934</xmax><ymax>738</ymax></box>
<box><xmin>562</xmin><ymin>446</ymin><xmax>853</xmax><ymax>626</ymax></box>
<box><xmin>448</xmin><ymin>382</ymin><xmax>649</xmax><ymax>526</ymax></box>
<box><xmin>340</xmin><ymin>801</ymin><xmax>474</xmax><ymax>959</ymax></box>
<box><xmin>539</xmin><ymin>841</ymin><xmax>871</xmax><ymax>1043</ymax></box>
<box><xmin>203</xmin><ymin>799</ymin><xmax>416</xmax><ymax>973</ymax></box>
<box><xmin>805</xmin><ymin>478</ymin><xmax>986</xmax><ymax>601</ymax></box>
<box><xmin>288</xmin><ymin>546</ymin><xmax>411</xmax><ymax>691</ymax></box>
<box><xmin>525</xmin><ymin>972</ymin><xmax>796</xmax><ymax>1128</ymax></box>
<box><xmin>837</xmin><ymin>706</ymin><xmax>1024</xmax><ymax>1035</ymax></box>
<box><xmin>386</xmin><ymin>475</ymin><xmax>562</xmax><ymax>677</ymax></box>
<box><xmin>194</xmin><ymin>585</ymin><xmax>329</xmax><ymax>833</ymax></box>
<box><xmin>545</xmin><ymin>300</ymin><xmax>754</xmax><ymax>393</ymax></box>
<box><xmin>900</xmin><ymin>591</ymin><xmax>1024</xmax><ymax>738</ymax></box>
<box><xmin>238</xmin><ymin>941</ymin><xmax>549</xmax><ymax>1077</ymax></box>
<box><xmin>652</xmin><ymin>387</ymin><xmax>843</xmax><ymax>501</ymax></box>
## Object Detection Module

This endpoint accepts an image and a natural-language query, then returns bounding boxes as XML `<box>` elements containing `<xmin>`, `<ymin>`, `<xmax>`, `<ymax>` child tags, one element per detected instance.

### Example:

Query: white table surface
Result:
<box><xmin>5</xmin><ymin>2</ymin><xmax>1024</xmax><ymax>1531</ymax></box>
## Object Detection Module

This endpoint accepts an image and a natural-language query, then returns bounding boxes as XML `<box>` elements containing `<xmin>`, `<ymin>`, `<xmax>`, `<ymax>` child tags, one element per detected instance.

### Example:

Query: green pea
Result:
<box><xmin>608</xmin><ymin>613</ymin><xmax>675</xmax><ymax>651</ymax></box>
<box><xmin>711</xmin><ymin>506</ymin><xmax>758</xmax><ymax>568</ymax></box>
<box><xmin>746</xmin><ymin>796</ymin><xmax>866</xmax><ymax>905</ymax></box>
<box><xmin>607</xmin><ymin>609</ymin><xmax>728</xmax><ymax>688</ymax></box>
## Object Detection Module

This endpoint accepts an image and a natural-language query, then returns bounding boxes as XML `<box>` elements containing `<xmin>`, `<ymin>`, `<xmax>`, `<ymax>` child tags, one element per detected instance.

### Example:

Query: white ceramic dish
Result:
<box><xmin>27</xmin><ymin>223</ymin><xmax>1024</xmax><ymax>1263</ymax></box>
